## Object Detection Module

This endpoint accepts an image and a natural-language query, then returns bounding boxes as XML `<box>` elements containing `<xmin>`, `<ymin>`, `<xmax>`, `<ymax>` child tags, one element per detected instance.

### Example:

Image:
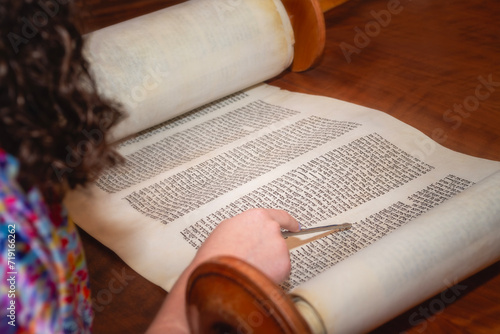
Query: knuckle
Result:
<box><xmin>245</xmin><ymin>208</ymin><xmax>270</xmax><ymax>222</ymax></box>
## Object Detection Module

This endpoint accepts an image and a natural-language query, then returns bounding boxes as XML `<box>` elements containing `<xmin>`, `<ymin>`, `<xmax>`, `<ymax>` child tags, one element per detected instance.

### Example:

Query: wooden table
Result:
<box><xmin>76</xmin><ymin>0</ymin><xmax>500</xmax><ymax>332</ymax></box>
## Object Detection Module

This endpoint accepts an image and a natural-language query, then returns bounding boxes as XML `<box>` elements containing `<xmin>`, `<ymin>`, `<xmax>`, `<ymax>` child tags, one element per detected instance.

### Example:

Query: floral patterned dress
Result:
<box><xmin>0</xmin><ymin>149</ymin><xmax>93</xmax><ymax>333</ymax></box>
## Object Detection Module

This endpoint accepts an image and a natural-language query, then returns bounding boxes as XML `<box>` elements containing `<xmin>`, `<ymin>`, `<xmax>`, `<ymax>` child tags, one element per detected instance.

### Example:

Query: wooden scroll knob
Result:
<box><xmin>186</xmin><ymin>256</ymin><xmax>313</xmax><ymax>334</ymax></box>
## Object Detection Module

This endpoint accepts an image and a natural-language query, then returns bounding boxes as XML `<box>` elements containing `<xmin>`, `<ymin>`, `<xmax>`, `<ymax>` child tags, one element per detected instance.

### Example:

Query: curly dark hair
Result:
<box><xmin>0</xmin><ymin>0</ymin><xmax>124</xmax><ymax>202</ymax></box>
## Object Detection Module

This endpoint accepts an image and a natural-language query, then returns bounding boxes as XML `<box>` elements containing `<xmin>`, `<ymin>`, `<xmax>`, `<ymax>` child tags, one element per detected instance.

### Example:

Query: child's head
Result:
<box><xmin>0</xmin><ymin>0</ymin><xmax>123</xmax><ymax>201</ymax></box>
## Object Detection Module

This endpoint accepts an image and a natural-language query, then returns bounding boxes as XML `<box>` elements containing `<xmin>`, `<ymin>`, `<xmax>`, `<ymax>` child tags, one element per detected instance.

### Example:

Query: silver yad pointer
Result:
<box><xmin>282</xmin><ymin>223</ymin><xmax>352</xmax><ymax>238</ymax></box>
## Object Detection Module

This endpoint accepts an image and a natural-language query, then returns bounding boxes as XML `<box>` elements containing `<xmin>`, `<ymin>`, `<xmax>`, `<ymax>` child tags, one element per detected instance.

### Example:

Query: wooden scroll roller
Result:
<box><xmin>282</xmin><ymin>0</ymin><xmax>350</xmax><ymax>71</ymax></box>
<box><xmin>186</xmin><ymin>256</ymin><xmax>324</xmax><ymax>334</ymax></box>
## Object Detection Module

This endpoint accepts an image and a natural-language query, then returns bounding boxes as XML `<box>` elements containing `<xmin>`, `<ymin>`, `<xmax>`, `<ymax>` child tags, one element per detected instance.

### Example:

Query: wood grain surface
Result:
<box><xmin>75</xmin><ymin>0</ymin><xmax>500</xmax><ymax>333</ymax></box>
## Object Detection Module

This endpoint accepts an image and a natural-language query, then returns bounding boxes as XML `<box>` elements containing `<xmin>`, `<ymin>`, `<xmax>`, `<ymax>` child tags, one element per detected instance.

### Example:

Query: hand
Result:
<box><xmin>192</xmin><ymin>208</ymin><xmax>300</xmax><ymax>283</ymax></box>
<box><xmin>147</xmin><ymin>208</ymin><xmax>300</xmax><ymax>333</ymax></box>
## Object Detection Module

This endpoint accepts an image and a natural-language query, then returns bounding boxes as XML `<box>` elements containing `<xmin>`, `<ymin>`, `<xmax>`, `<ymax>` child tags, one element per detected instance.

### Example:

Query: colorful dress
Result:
<box><xmin>0</xmin><ymin>149</ymin><xmax>93</xmax><ymax>333</ymax></box>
